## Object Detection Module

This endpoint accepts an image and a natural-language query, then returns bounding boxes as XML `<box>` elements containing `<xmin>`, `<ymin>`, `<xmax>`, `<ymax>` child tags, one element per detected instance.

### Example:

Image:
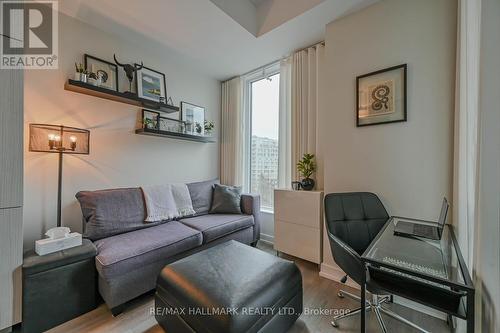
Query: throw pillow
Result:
<box><xmin>209</xmin><ymin>184</ymin><xmax>242</xmax><ymax>214</ymax></box>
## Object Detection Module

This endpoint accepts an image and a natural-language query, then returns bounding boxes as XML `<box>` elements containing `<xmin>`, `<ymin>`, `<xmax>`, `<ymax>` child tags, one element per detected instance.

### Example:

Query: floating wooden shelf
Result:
<box><xmin>64</xmin><ymin>79</ymin><xmax>180</xmax><ymax>113</ymax></box>
<box><xmin>135</xmin><ymin>128</ymin><xmax>216</xmax><ymax>143</ymax></box>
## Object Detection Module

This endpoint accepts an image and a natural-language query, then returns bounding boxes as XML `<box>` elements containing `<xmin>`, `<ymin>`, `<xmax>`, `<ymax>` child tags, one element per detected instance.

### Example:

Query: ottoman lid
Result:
<box><xmin>23</xmin><ymin>239</ymin><xmax>97</xmax><ymax>275</ymax></box>
<box><xmin>157</xmin><ymin>240</ymin><xmax>302</xmax><ymax>333</ymax></box>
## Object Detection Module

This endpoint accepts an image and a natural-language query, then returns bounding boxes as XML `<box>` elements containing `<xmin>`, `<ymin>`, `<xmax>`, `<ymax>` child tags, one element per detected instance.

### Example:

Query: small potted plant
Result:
<box><xmin>195</xmin><ymin>122</ymin><xmax>203</xmax><ymax>135</ymax></box>
<box><xmin>74</xmin><ymin>63</ymin><xmax>89</xmax><ymax>83</ymax></box>
<box><xmin>143</xmin><ymin>118</ymin><xmax>157</xmax><ymax>130</ymax></box>
<box><xmin>204</xmin><ymin>120</ymin><xmax>215</xmax><ymax>136</ymax></box>
<box><xmin>297</xmin><ymin>153</ymin><xmax>316</xmax><ymax>191</ymax></box>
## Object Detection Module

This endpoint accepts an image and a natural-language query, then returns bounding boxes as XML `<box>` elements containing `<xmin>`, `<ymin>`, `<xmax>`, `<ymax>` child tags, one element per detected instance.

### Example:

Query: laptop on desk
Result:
<box><xmin>393</xmin><ymin>197</ymin><xmax>449</xmax><ymax>240</ymax></box>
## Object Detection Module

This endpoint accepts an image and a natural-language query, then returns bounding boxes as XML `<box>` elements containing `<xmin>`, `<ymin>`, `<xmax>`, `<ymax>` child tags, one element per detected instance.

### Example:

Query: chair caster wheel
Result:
<box><xmin>331</xmin><ymin>320</ymin><xmax>339</xmax><ymax>328</ymax></box>
<box><xmin>337</xmin><ymin>291</ymin><xmax>344</xmax><ymax>298</ymax></box>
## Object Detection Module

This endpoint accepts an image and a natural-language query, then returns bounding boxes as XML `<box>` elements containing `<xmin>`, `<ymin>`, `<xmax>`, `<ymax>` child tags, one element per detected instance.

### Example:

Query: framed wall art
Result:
<box><xmin>84</xmin><ymin>54</ymin><xmax>119</xmax><ymax>91</ymax></box>
<box><xmin>136</xmin><ymin>66</ymin><xmax>167</xmax><ymax>103</ymax></box>
<box><xmin>142</xmin><ymin>109</ymin><xmax>160</xmax><ymax>130</ymax></box>
<box><xmin>356</xmin><ymin>64</ymin><xmax>407</xmax><ymax>127</ymax></box>
<box><xmin>181</xmin><ymin>102</ymin><xmax>205</xmax><ymax>135</ymax></box>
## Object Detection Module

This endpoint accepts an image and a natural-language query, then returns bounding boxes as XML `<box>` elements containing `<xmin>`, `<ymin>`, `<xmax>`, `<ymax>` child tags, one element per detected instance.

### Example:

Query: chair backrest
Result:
<box><xmin>324</xmin><ymin>192</ymin><xmax>388</xmax><ymax>285</ymax></box>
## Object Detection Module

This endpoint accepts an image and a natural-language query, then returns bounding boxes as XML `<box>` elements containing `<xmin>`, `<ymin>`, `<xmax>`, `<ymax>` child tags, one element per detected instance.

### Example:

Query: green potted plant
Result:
<box><xmin>204</xmin><ymin>120</ymin><xmax>215</xmax><ymax>136</ymax></box>
<box><xmin>195</xmin><ymin>122</ymin><xmax>203</xmax><ymax>135</ymax></box>
<box><xmin>143</xmin><ymin>118</ymin><xmax>157</xmax><ymax>130</ymax></box>
<box><xmin>297</xmin><ymin>153</ymin><xmax>316</xmax><ymax>191</ymax></box>
<box><xmin>74</xmin><ymin>63</ymin><xmax>89</xmax><ymax>83</ymax></box>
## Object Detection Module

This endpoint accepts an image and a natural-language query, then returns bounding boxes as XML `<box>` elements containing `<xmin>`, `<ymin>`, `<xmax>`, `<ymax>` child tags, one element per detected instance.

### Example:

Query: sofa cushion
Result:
<box><xmin>179</xmin><ymin>214</ymin><xmax>254</xmax><ymax>244</ymax></box>
<box><xmin>186</xmin><ymin>179</ymin><xmax>219</xmax><ymax>215</ymax></box>
<box><xmin>94</xmin><ymin>221</ymin><xmax>202</xmax><ymax>279</ymax></box>
<box><xmin>76</xmin><ymin>187</ymin><xmax>171</xmax><ymax>240</ymax></box>
<box><xmin>209</xmin><ymin>184</ymin><xmax>242</xmax><ymax>214</ymax></box>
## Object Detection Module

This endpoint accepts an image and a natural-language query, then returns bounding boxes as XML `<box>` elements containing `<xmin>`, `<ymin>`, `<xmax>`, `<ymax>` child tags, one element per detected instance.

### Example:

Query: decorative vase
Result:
<box><xmin>301</xmin><ymin>178</ymin><xmax>315</xmax><ymax>191</ymax></box>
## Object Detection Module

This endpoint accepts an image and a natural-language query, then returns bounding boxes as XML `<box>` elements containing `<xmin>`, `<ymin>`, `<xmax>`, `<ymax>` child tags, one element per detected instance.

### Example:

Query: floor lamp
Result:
<box><xmin>29</xmin><ymin>124</ymin><xmax>90</xmax><ymax>227</ymax></box>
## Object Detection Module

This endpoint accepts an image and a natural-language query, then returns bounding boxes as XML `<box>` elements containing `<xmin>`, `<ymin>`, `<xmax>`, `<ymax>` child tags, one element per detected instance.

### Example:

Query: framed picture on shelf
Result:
<box><xmin>356</xmin><ymin>64</ymin><xmax>407</xmax><ymax>127</ymax></box>
<box><xmin>136</xmin><ymin>65</ymin><xmax>167</xmax><ymax>103</ymax></box>
<box><xmin>181</xmin><ymin>102</ymin><xmax>205</xmax><ymax>135</ymax></box>
<box><xmin>84</xmin><ymin>54</ymin><xmax>119</xmax><ymax>91</ymax></box>
<box><xmin>159</xmin><ymin>117</ymin><xmax>185</xmax><ymax>133</ymax></box>
<box><xmin>142</xmin><ymin>109</ymin><xmax>160</xmax><ymax>130</ymax></box>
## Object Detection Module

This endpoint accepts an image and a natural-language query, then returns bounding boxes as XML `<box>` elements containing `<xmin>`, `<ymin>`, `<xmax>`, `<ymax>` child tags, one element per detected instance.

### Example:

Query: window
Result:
<box><xmin>244</xmin><ymin>65</ymin><xmax>280</xmax><ymax>211</ymax></box>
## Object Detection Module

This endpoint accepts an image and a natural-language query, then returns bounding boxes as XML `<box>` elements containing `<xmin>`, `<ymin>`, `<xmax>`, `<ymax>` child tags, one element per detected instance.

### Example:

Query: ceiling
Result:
<box><xmin>249</xmin><ymin>0</ymin><xmax>268</xmax><ymax>7</ymax></box>
<box><xmin>57</xmin><ymin>0</ymin><xmax>377</xmax><ymax>81</ymax></box>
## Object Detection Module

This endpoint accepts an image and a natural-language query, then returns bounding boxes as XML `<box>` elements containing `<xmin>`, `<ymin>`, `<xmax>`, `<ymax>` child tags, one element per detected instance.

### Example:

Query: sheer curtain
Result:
<box><xmin>291</xmin><ymin>44</ymin><xmax>325</xmax><ymax>185</ymax></box>
<box><xmin>453</xmin><ymin>0</ymin><xmax>481</xmax><ymax>272</ymax></box>
<box><xmin>453</xmin><ymin>0</ymin><xmax>482</xmax><ymax>331</ymax></box>
<box><xmin>220</xmin><ymin>77</ymin><xmax>245</xmax><ymax>186</ymax></box>
<box><xmin>223</xmin><ymin>43</ymin><xmax>325</xmax><ymax>189</ymax></box>
<box><xmin>278</xmin><ymin>57</ymin><xmax>292</xmax><ymax>189</ymax></box>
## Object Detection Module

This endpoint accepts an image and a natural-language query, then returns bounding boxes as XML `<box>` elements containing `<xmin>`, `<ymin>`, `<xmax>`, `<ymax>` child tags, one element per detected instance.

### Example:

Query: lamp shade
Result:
<box><xmin>29</xmin><ymin>124</ymin><xmax>90</xmax><ymax>154</ymax></box>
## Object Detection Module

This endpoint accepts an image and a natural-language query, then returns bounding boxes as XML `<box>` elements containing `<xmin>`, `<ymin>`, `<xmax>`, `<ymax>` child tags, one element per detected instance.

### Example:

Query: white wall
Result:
<box><xmin>259</xmin><ymin>211</ymin><xmax>275</xmax><ymax>244</ymax></box>
<box><xmin>319</xmin><ymin>0</ymin><xmax>457</xmax><ymax>271</ymax></box>
<box><xmin>23</xmin><ymin>13</ymin><xmax>221</xmax><ymax>250</ymax></box>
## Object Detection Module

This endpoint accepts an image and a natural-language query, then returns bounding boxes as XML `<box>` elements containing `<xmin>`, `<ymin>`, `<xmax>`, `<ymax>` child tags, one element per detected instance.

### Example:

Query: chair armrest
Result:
<box><xmin>241</xmin><ymin>194</ymin><xmax>261</xmax><ymax>242</ymax></box>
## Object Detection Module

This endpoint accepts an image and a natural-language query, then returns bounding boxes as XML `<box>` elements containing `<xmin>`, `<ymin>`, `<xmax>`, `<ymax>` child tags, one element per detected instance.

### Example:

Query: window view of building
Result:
<box><xmin>251</xmin><ymin>136</ymin><xmax>278</xmax><ymax>208</ymax></box>
<box><xmin>250</xmin><ymin>73</ymin><xmax>280</xmax><ymax>210</ymax></box>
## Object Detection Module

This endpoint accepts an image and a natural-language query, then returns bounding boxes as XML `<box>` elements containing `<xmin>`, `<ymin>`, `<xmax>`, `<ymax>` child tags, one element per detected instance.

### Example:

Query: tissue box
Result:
<box><xmin>35</xmin><ymin>232</ymin><xmax>82</xmax><ymax>255</ymax></box>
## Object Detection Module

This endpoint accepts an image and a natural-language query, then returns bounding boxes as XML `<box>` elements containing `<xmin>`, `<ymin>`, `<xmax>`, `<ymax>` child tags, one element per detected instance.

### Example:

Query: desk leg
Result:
<box><xmin>467</xmin><ymin>290</ymin><xmax>475</xmax><ymax>333</ymax></box>
<box><xmin>361</xmin><ymin>268</ymin><xmax>366</xmax><ymax>332</ymax></box>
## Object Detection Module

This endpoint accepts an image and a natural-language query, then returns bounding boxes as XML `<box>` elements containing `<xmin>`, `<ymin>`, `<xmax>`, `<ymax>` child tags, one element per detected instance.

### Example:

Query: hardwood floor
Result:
<box><xmin>47</xmin><ymin>242</ymin><xmax>450</xmax><ymax>333</ymax></box>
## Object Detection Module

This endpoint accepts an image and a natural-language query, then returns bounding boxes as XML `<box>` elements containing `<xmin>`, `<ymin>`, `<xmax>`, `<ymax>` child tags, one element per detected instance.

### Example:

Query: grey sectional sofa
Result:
<box><xmin>76</xmin><ymin>179</ymin><xmax>261</xmax><ymax>314</ymax></box>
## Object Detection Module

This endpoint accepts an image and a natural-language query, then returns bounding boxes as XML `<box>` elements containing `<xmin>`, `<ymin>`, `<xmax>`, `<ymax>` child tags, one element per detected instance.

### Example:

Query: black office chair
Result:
<box><xmin>324</xmin><ymin>192</ymin><xmax>428</xmax><ymax>333</ymax></box>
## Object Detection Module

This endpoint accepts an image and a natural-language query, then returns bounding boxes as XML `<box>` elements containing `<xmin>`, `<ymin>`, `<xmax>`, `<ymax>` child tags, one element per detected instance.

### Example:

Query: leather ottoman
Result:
<box><xmin>155</xmin><ymin>240</ymin><xmax>303</xmax><ymax>333</ymax></box>
<box><xmin>22</xmin><ymin>239</ymin><xmax>98</xmax><ymax>333</ymax></box>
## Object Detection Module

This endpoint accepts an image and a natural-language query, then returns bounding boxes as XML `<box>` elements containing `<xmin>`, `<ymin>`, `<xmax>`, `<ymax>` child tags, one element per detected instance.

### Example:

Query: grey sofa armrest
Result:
<box><xmin>241</xmin><ymin>194</ymin><xmax>261</xmax><ymax>243</ymax></box>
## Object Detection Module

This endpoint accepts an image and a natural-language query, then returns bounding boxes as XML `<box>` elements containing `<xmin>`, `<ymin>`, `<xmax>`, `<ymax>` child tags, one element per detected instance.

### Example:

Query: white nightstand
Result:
<box><xmin>274</xmin><ymin>189</ymin><xmax>324</xmax><ymax>264</ymax></box>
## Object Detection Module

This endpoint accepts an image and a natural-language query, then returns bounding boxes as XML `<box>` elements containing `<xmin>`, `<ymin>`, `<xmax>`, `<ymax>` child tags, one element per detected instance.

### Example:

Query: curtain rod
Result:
<box><xmin>239</xmin><ymin>59</ymin><xmax>281</xmax><ymax>78</ymax></box>
<box><xmin>224</xmin><ymin>40</ymin><xmax>325</xmax><ymax>82</ymax></box>
<box><xmin>294</xmin><ymin>40</ymin><xmax>325</xmax><ymax>54</ymax></box>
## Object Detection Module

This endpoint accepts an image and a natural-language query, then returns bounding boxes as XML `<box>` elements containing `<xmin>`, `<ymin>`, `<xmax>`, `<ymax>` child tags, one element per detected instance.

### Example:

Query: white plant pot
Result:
<box><xmin>75</xmin><ymin>72</ymin><xmax>88</xmax><ymax>83</ymax></box>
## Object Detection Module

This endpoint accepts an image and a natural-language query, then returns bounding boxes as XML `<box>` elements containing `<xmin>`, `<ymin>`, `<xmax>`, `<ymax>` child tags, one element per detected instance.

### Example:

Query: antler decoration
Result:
<box><xmin>113</xmin><ymin>54</ymin><xmax>143</xmax><ymax>92</ymax></box>
<box><xmin>135</xmin><ymin>61</ymin><xmax>144</xmax><ymax>71</ymax></box>
<box><xmin>113</xmin><ymin>54</ymin><xmax>125</xmax><ymax>67</ymax></box>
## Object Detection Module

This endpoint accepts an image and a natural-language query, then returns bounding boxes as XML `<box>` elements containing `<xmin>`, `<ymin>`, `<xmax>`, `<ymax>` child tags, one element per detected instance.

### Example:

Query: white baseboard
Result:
<box><xmin>259</xmin><ymin>233</ymin><xmax>274</xmax><ymax>245</ymax></box>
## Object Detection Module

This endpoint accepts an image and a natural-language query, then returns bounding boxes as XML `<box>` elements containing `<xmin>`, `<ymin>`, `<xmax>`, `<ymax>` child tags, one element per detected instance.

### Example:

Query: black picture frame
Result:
<box><xmin>356</xmin><ymin>64</ymin><xmax>407</xmax><ymax>127</ymax></box>
<box><xmin>142</xmin><ymin>109</ymin><xmax>160</xmax><ymax>131</ymax></box>
<box><xmin>181</xmin><ymin>101</ymin><xmax>205</xmax><ymax>135</ymax></box>
<box><xmin>135</xmin><ymin>65</ymin><xmax>167</xmax><ymax>103</ymax></box>
<box><xmin>84</xmin><ymin>54</ymin><xmax>119</xmax><ymax>92</ymax></box>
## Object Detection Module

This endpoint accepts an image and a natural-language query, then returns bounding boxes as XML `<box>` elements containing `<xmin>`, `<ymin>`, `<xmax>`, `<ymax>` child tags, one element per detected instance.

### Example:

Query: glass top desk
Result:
<box><xmin>360</xmin><ymin>217</ymin><xmax>475</xmax><ymax>332</ymax></box>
